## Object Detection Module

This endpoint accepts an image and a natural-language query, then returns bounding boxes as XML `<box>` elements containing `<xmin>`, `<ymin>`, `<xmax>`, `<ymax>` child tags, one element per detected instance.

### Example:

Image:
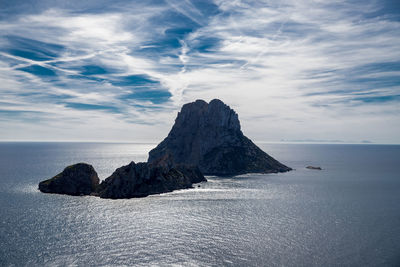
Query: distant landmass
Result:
<box><xmin>39</xmin><ymin>99</ymin><xmax>291</xmax><ymax>198</ymax></box>
<box><xmin>280</xmin><ymin>139</ymin><xmax>373</xmax><ymax>144</ymax></box>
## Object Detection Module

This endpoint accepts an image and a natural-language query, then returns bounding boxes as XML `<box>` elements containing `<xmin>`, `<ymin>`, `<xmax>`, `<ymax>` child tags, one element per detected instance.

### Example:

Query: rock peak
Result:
<box><xmin>170</xmin><ymin>99</ymin><xmax>240</xmax><ymax>139</ymax></box>
<box><xmin>149</xmin><ymin>99</ymin><xmax>291</xmax><ymax>175</ymax></box>
<box><xmin>209</xmin><ymin>98</ymin><xmax>225</xmax><ymax>106</ymax></box>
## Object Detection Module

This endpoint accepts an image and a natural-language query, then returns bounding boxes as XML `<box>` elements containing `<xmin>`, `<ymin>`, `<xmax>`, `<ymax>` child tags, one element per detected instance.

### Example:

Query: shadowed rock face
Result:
<box><xmin>38</xmin><ymin>163</ymin><xmax>99</xmax><ymax>196</ymax></box>
<box><xmin>96</xmin><ymin>162</ymin><xmax>206</xmax><ymax>199</ymax></box>
<box><xmin>148</xmin><ymin>99</ymin><xmax>291</xmax><ymax>175</ymax></box>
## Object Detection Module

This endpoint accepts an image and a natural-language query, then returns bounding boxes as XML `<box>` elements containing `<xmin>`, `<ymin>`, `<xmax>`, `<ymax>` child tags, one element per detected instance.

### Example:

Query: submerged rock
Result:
<box><xmin>39</xmin><ymin>163</ymin><xmax>99</xmax><ymax>196</ymax></box>
<box><xmin>148</xmin><ymin>99</ymin><xmax>291</xmax><ymax>175</ymax></box>
<box><xmin>96</xmin><ymin>162</ymin><xmax>206</xmax><ymax>199</ymax></box>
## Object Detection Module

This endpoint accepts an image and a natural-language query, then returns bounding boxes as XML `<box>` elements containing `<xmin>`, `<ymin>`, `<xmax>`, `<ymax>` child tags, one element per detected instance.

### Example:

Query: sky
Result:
<box><xmin>0</xmin><ymin>0</ymin><xmax>399</xmax><ymax>143</ymax></box>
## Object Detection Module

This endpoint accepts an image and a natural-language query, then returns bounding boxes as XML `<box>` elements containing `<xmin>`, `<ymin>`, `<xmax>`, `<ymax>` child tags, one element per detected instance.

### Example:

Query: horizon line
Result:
<box><xmin>0</xmin><ymin>140</ymin><xmax>399</xmax><ymax>145</ymax></box>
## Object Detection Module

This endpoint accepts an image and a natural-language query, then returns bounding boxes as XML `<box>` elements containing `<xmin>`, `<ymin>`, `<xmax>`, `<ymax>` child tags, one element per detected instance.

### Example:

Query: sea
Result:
<box><xmin>0</xmin><ymin>142</ymin><xmax>399</xmax><ymax>266</ymax></box>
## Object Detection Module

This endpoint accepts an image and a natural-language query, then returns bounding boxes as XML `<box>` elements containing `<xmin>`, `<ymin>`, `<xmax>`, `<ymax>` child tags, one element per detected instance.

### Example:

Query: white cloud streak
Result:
<box><xmin>172</xmin><ymin>0</ymin><xmax>400</xmax><ymax>143</ymax></box>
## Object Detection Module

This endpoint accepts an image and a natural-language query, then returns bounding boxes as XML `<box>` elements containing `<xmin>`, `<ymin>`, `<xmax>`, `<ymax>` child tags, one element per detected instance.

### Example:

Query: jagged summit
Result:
<box><xmin>148</xmin><ymin>99</ymin><xmax>291</xmax><ymax>175</ymax></box>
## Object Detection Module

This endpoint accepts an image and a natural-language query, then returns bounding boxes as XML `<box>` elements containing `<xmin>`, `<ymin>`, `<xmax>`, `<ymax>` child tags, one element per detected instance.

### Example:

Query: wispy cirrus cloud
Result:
<box><xmin>0</xmin><ymin>0</ymin><xmax>399</xmax><ymax>142</ymax></box>
<box><xmin>170</xmin><ymin>0</ymin><xmax>400</xmax><ymax>143</ymax></box>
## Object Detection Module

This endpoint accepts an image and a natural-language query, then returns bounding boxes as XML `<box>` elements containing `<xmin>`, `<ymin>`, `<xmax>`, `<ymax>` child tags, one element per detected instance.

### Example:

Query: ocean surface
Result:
<box><xmin>0</xmin><ymin>142</ymin><xmax>399</xmax><ymax>266</ymax></box>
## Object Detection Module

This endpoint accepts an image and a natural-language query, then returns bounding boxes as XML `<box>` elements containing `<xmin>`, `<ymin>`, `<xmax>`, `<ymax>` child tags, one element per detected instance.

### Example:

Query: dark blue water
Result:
<box><xmin>1</xmin><ymin>143</ymin><xmax>399</xmax><ymax>266</ymax></box>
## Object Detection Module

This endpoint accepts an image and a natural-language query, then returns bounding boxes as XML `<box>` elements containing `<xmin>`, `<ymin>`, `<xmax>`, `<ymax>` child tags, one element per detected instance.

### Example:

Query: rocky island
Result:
<box><xmin>148</xmin><ymin>99</ymin><xmax>291</xmax><ymax>175</ymax></box>
<box><xmin>39</xmin><ymin>99</ymin><xmax>291</xmax><ymax>198</ymax></box>
<box><xmin>39</xmin><ymin>163</ymin><xmax>99</xmax><ymax>196</ymax></box>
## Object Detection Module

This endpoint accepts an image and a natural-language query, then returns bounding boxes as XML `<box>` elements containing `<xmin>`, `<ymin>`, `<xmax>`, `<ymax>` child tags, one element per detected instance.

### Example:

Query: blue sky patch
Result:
<box><xmin>110</xmin><ymin>75</ymin><xmax>171</xmax><ymax>103</ymax></box>
<box><xmin>17</xmin><ymin>64</ymin><xmax>57</xmax><ymax>77</ymax></box>
<box><xmin>111</xmin><ymin>75</ymin><xmax>159</xmax><ymax>87</ymax></box>
<box><xmin>353</xmin><ymin>94</ymin><xmax>400</xmax><ymax>103</ymax></box>
<box><xmin>65</xmin><ymin>103</ymin><xmax>120</xmax><ymax>113</ymax></box>
<box><xmin>80</xmin><ymin>65</ymin><xmax>108</xmax><ymax>76</ymax></box>
<box><xmin>188</xmin><ymin>36</ymin><xmax>220</xmax><ymax>53</ymax></box>
<box><xmin>3</xmin><ymin>35</ymin><xmax>64</xmax><ymax>61</ymax></box>
<box><xmin>64</xmin><ymin>75</ymin><xmax>105</xmax><ymax>83</ymax></box>
<box><xmin>122</xmin><ymin>89</ymin><xmax>172</xmax><ymax>104</ymax></box>
<box><xmin>0</xmin><ymin>109</ymin><xmax>45</xmax><ymax>122</ymax></box>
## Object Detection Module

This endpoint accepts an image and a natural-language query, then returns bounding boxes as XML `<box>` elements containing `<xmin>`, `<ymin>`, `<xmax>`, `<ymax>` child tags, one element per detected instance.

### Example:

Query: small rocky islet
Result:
<box><xmin>38</xmin><ymin>163</ymin><xmax>99</xmax><ymax>196</ymax></box>
<box><xmin>39</xmin><ymin>99</ymin><xmax>291</xmax><ymax>199</ymax></box>
<box><xmin>306</xmin><ymin>166</ymin><xmax>322</xmax><ymax>170</ymax></box>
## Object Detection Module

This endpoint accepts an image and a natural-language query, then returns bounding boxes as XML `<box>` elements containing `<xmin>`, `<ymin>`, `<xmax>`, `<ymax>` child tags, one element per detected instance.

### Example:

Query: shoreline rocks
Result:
<box><xmin>96</xmin><ymin>162</ymin><xmax>205</xmax><ymax>199</ymax></box>
<box><xmin>39</xmin><ymin>162</ymin><xmax>206</xmax><ymax>198</ymax></box>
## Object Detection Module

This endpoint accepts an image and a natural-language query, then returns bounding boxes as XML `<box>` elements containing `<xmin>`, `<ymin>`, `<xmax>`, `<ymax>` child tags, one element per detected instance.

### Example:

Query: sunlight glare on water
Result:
<box><xmin>1</xmin><ymin>143</ymin><xmax>400</xmax><ymax>266</ymax></box>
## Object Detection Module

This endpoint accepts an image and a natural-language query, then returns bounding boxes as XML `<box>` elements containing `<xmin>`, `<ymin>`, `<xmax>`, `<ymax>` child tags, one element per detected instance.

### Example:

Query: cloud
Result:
<box><xmin>170</xmin><ymin>0</ymin><xmax>400</xmax><ymax>143</ymax></box>
<box><xmin>0</xmin><ymin>0</ymin><xmax>399</xmax><ymax>143</ymax></box>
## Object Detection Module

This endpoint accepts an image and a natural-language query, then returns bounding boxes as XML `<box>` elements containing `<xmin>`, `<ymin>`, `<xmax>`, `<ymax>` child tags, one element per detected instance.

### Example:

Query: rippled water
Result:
<box><xmin>1</xmin><ymin>143</ymin><xmax>400</xmax><ymax>266</ymax></box>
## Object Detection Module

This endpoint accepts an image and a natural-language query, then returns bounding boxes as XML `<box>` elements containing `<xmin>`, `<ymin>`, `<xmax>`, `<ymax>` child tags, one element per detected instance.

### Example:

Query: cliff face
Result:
<box><xmin>96</xmin><ymin>162</ymin><xmax>205</xmax><ymax>199</ymax></box>
<box><xmin>148</xmin><ymin>99</ymin><xmax>291</xmax><ymax>175</ymax></box>
<box><xmin>38</xmin><ymin>163</ymin><xmax>99</xmax><ymax>196</ymax></box>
